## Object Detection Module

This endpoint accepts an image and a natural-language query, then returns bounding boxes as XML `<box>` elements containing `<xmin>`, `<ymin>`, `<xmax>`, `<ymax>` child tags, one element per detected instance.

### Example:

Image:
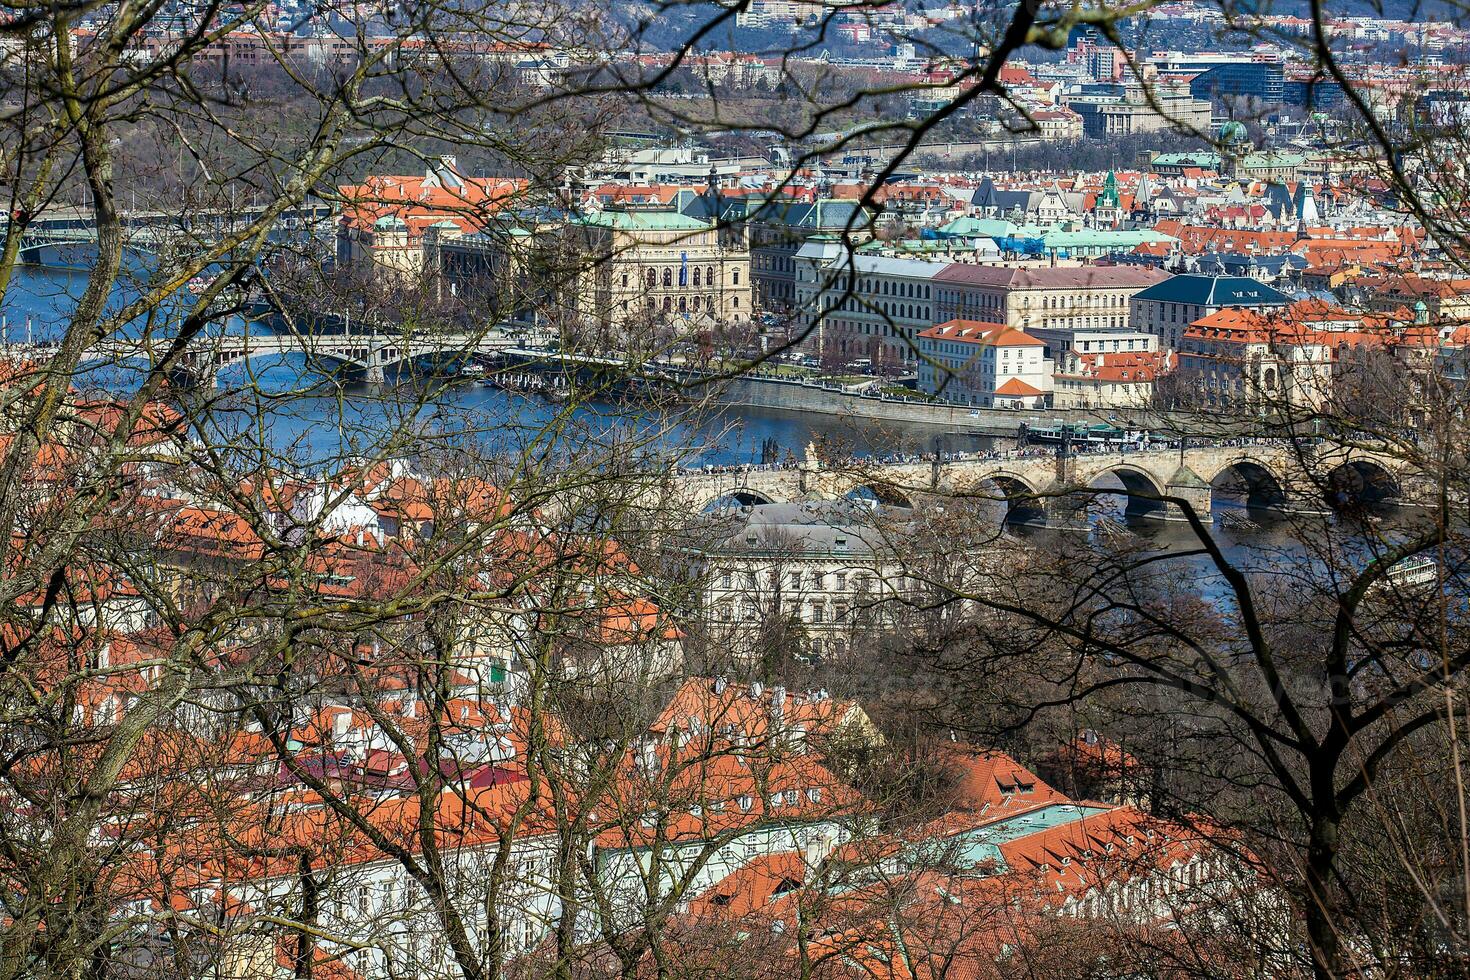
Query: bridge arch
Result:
<box><xmin>843</xmin><ymin>481</ymin><xmax>914</xmax><ymax>509</ymax></box>
<box><xmin>1088</xmin><ymin>464</ymin><xmax>1168</xmax><ymax>520</ymax></box>
<box><xmin>1325</xmin><ymin>459</ymin><xmax>1399</xmax><ymax>513</ymax></box>
<box><xmin>971</xmin><ymin>471</ymin><xmax>1046</xmax><ymax>526</ymax></box>
<box><xmin>209</xmin><ymin>349</ymin><xmax>377</xmax><ymax>388</ymax></box>
<box><xmin>1210</xmin><ymin>458</ymin><xmax>1288</xmax><ymax>511</ymax></box>
<box><xmin>700</xmin><ymin>487</ymin><xmax>784</xmax><ymax>513</ymax></box>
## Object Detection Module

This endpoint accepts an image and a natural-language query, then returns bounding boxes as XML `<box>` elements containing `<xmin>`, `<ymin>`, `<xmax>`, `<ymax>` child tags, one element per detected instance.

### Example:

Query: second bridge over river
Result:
<box><xmin>8</xmin><ymin>330</ymin><xmax>521</xmax><ymax>386</ymax></box>
<box><xmin>675</xmin><ymin>441</ymin><xmax>1418</xmax><ymax>526</ymax></box>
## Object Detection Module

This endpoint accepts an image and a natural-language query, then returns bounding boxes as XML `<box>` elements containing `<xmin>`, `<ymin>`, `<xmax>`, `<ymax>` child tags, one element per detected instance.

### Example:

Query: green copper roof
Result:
<box><xmin>1037</xmin><ymin>227</ymin><xmax>1178</xmax><ymax>249</ymax></box>
<box><xmin>1152</xmin><ymin>151</ymin><xmax>1222</xmax><ymax>168</ymax></box>
<box><xmin>935</xmin><ymin>216</ymin><xmax>1020</xmax><ymax>239</ymax></box>
<box><xmin>953</xmin><ymin>804</ymin><xmax>1110</xmax><ymax>871</ymax></box>
<box><xmin>1240</xmin><ymin>151</ymin><xmax>1305</xmax><ymax>167</ymax></box>
<box><xmin>573</xmin><ymin>210</ymin><xmax>710</xmax><ymax>231</ymax></box>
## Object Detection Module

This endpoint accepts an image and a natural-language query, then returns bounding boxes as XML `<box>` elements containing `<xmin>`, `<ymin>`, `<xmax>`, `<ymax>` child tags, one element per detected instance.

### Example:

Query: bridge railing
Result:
<box><xmin>674</xmin><ymin>439</ymin><xmax>1292</xmax><ymax>476</ymax></box>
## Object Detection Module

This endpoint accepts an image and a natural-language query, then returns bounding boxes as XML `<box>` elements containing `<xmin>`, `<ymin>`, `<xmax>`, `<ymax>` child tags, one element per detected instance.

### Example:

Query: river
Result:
<box><xmin>1</xmin><ymin>264</ymin><xmax>985</xmax><ymax>466</ymax></box>
<box><xmin>3</xmin><ymin>263</ymin><xmax>1431</xmax><ymax>603</ymax></box>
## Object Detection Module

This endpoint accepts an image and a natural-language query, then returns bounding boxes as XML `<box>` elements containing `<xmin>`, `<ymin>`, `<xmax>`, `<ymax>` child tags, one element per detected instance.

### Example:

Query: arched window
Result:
<box><xmin>706</xmin><ymin>265</ymin><xmax>715</xmax><ymax>285</ymax></box>
<box><xmin>663</xmin><ymin>296</ymin><xmax>672</xmax><ymax>311</ymax></box>
<box><xmin>693</xmin><ymin>267</ymin><xmax>701</xmax><ymax>288</ymax></box>
<box><xmin>692</xmin><ymin>296</ymin><xmax>702</xmax><ymax>311</ymax></box>
<box><xmin>662</xmin><ymin>268</ymin><xmax>672</xmax><ymax>288</ymax></box>
<box><xmin>1262</xmin><ymin>367</ymin><xmax>1277</xmax><ymax>391</ymax></box>
<box><xmin>645</xmin><ymin>268</ymin><xmax>656</xmax><ymax>289</ymax></box>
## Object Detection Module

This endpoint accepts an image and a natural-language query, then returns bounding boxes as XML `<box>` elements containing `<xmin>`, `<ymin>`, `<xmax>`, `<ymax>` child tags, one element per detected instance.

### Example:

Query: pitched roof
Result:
<box><xmin>934</xmin><ymin>264</ymin><xmax>1170</xmax><ymax>290</ymax></box>
<box><xmin>994</xmin><ymin>378</ymin><xmax>1046</xmax><ymax>396</ymax></box>
<box><xmin>1132</xmin><ymin>274</ymin><xmax>1290</xmax><ymax>307</ymax></box>
<box><xmin>918</xmin><ymin>320</ymin><xmax>1043</xmax><ymax>347</ymax></box>
<box><xmin>572</xmin><ymin>209</ymin><xmax>711</xmax><ymax>232</ymax></box>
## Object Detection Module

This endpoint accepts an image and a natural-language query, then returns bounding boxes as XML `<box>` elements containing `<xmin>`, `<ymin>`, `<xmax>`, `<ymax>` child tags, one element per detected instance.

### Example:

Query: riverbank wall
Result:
<box><xmin>702</xmin><ymin>374</ymin><xmax>1110</xmax><ymax>436</ymax></box>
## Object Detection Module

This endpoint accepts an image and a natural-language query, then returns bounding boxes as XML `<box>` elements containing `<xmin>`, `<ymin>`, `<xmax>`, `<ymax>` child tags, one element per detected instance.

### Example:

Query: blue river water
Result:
<box><xmin>0</xmin><ymin>264</ymin><xmax>1438</xmax><ymax>611</ymax></box>
<box><xmin>1</xmin><ymin>264</ymin><xmax>969</xmax><ymax>466</ymax></box>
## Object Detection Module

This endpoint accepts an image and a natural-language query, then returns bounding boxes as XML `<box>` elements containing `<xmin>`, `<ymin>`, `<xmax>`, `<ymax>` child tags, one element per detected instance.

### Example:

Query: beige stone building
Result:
<box><xmin>569</xmin><ymin>206</ymin><xmax>751</xmax><ymax>331</ymax></box>
<box><xmin>933</xmin><ymin>265</ymin><xmax>1171</xmax><ymax>351</ymax></box>
<box><xmin>1067</xmin><ymin>87</ymin><xmax>1212</xmax><ymax>139</ymax></box>
<box><xmin>335</xmin><ymin>161</ymin><xmax>526</xmax><ymax>281</ymax></box>
<box><xmin>1052</xmin><ymin>349</ymin><xmax>1174</xmax><ymax>408</ymax></box>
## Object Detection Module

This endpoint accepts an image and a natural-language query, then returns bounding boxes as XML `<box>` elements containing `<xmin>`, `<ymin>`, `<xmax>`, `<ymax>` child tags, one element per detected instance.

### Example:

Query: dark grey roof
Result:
<box><xmin>704</xmin><ymin>499</ymin><xmax>907</xmax><ymax>558</ymax></box>
<box><xmin>678</xmin><ymin>188</ymin><xmax>747</xmax><ymax>222</ymax></box>
<box><xmin>1132</xmin><ymin>274</ymin><xmax>1290</xmax><ymax>307</ymax></box>
<box><xmin>1191</xmin><ymin>253</ymin><xmax>1307</xmax><ymax>277</ymax></box>
<box><xmin>738</xmin><ymin>197</ymin><xmax>873</xmax><ymax>231</ymax></box>
<box><xmin>971</xmin><ymin>177</ymin><xmax>1036</xmax><ymax>212</ymax></box>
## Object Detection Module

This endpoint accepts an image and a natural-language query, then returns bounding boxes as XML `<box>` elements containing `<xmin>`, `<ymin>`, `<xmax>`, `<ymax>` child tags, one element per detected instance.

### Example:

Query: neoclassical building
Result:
<box><xmin>569</xmin><ymin>205</ymin><xmax>752</xmax><ymax>331</ymax></box>
<box><xmin>698</xmin><ymin>500</ymin><xmax>914</xmax><ymax>663</ymax></box>
<box><xmin>934</xmin><ymin>265</ymin><xmax>1172</xmax><ymax>341</ymax></box>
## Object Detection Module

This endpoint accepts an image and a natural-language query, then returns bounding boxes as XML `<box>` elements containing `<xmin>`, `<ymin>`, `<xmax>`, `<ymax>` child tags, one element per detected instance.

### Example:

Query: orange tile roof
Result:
<box><xmin>919</xmin><ymin>320</ymin><xmax>1044</xmax><ymax>347</ymax></box>
<box><xmin>993</xmin><ymin>378</ymin><xmax>1045</xmax><ymax>396</ymax></box>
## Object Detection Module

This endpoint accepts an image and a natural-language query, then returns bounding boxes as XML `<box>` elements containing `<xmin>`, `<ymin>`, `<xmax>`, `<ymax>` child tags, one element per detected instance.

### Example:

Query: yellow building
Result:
<box><xmin>569</xmin><ymin>206</ymin><xmax>751</xmax><ymax>331</ymax></box>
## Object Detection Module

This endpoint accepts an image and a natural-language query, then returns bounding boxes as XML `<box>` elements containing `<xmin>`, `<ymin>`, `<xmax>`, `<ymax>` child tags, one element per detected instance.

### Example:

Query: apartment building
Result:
<box><xmin>792</xmin><ymin>242</ymin><xmax>944</xmax><ymax>368</ymax></box>
<box><xmin>1130</xmin><ymin>274</ymin><xmax>1291</xmax><ymax>350</ymax></box>
<box><xmin>933</xmin><ymin>265</ymin><xmax>1171</xmax><ymax>344</ymax></box>
<box><xmin>1053</xmin><ymin>349</ymin><xmax>1175</xmax><ymax>408</ymax></box>
<box><xmin>916</xmin><ymin>320</ymin><xmax>1052</xmax><ymax>408</ymax></box>
<box><xmin>700</xmin><ymin>499</ymin><xmax>921</xmax><ymax>662</ymax></box>
<box><xmin>742</xmin><ymin>198</ymin><xmax>873</xmax><ymax>314</ymax></box>
<box><xmin>1176</xmin><ymin>306</ymin><xmax>1333</xmax><ymax>410</ymax></box>
<box><xmin>336</xmin><ymin>161</ymin><xmax>527</xmax><ymax>280</ymax></box>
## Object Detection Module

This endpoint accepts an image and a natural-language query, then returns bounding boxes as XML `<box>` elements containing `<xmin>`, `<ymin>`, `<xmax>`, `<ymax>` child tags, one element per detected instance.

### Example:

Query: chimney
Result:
<box><xmin>771</xmin><ymin>687</ymin><xmax>786</xmax><ymax>725</ymax></box>
<box><xmin>713</xmin><ymin>675</ymin><xmax>728</xmax><ymax>695</ymax></box>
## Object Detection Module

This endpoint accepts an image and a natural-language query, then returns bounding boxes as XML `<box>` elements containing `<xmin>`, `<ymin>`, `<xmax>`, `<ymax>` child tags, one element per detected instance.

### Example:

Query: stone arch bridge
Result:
<box><xmin>676</xmin><ymin>443</ymin><xmax>1419</xmax><ymax>527</ymax></box>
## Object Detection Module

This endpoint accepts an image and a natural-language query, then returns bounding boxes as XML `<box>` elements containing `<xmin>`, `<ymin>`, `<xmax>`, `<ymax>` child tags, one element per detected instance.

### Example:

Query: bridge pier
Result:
<box><xmin>365</xmin><ymin>363</ymin><xmax>386</xmax><ymax>385</ymax></box>
<box><xmin>1005</xmin><ymin>484</ymin><xmax>1091</xmax><ymax>532</ymax></box>
<box><xmin>1252</xmin><ymin>476</ymin><xmax>1334</xmax><ymax>520</ymax></box>
<box><xmin>1134</xmin><ymin>465</ymin><xmax>1213</xmax><ymax>524</ymax></box>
